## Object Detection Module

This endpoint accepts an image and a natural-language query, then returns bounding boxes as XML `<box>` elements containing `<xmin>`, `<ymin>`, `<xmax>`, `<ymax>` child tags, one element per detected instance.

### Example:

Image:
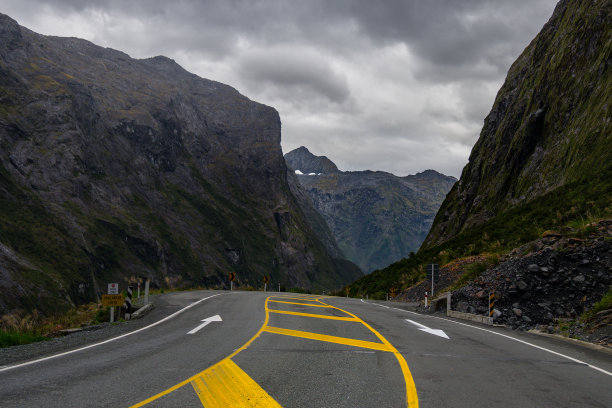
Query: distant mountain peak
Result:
<box><xmin>285</xmin><ymin>146</ymin><xmax>339</xmax><ymax>175</ymax></box>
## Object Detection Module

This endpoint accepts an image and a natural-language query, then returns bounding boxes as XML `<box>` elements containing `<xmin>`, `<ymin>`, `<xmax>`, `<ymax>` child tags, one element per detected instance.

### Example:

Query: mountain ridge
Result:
<box><xmin>0</xmin><ymin>14</ymin><xmax>361</xmax><ymax>316</ymax></box>
<box><xmin>285</xmin><ymin>146</ymin><xmax>456</xmax><ymax>272</ymax></box>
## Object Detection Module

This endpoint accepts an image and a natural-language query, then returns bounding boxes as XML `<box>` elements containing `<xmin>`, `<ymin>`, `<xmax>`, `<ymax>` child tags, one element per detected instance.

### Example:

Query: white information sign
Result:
<box><xmin>108</xmin><ymin>283</ymin><xmax>119</xmax><ymax>294</ymax></box>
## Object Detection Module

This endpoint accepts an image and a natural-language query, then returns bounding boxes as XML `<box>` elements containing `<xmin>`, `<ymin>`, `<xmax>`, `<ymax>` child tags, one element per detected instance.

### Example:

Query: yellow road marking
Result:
<box><xmin>272</xmin><ymin>296</ymin><xmax>321</xmax><ymax>302</ymax></box>
<box><xmin>131</xmin><ymin>295</ymin><xmax>419</xmax><ymax>408</ymax></box>
<box><xmin>268</xmin><ymin>299</ymin><xmax>332</xmax><ymax>308</ymax></box>
<box><xmin>263</xmin><ymin>326</ymin><xmax>393</xmax><ymax>352</ymax></box>
<box><xmin>328</xmin><ymin>303</ymin><xmax>419</xmax><ymax>408</ymax></box>
<box><xmin>191</xmin><ymin>358</ymin><xmax>282</xmax><ymax>407</ymax></box>
<box><xmin>128</xmin><ymin>296</ymin><xmax>273</xmax><ymax>407</ymax></box>
<box><xmin>268</xmin><ymin>309</ymin><xmax>358</xmax><ymax>321</ymax></box>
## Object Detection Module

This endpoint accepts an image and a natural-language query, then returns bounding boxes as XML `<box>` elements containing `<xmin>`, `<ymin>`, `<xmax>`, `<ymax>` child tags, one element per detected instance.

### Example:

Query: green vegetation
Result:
<box><xmin>0</xmin><ymin>303</ymin><xmax>108</xmax><ymax>348</ymax></box>
<box><xmin>581</xmin><ymin>286</ymin><xmax>612</xmax><ymax>323</ymax></box>
<box><xmin>348</xmin><ymin>163</ymin><xmax>612</xmax><ymax>296</ymax></box>
<box><xmin>0</xmin><ymin>331</ymin><xmax>47</xmax><ymax>348</ymax></box>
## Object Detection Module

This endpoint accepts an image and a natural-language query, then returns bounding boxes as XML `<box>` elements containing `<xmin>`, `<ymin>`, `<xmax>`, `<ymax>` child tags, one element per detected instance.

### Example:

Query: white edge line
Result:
<box><xmin>0</xmin><ymin>293</ymin><xmax>223</xmax><ymax>373</ymax></box>
<box><xmin>367</xmin><ymin>302</ymin><xmax>612</xmax><ymax>377</ymax></box>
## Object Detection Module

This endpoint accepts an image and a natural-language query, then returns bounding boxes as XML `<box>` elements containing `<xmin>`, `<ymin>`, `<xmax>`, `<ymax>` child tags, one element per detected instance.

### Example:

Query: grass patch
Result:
<box><xmin>0</xmin><ymin>331</ymin><xmax>48</xmax><ymax>348</ymax></box>
<box><xmin>581</xmin><ymin>286</ymin><xmax>612</xmax><ymax>322</ymax></box>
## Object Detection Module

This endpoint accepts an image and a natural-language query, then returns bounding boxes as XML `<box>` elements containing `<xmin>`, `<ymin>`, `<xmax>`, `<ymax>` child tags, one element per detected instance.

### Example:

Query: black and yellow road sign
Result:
<box><xmin>263</xmin><ymin>275</ymin><xmax>270</xmax><ymax>284</ymax></box>
<box><xmin>229</xmin><ymin>272</ymin><xmax>236</xmax><ymax>282</ymax></box>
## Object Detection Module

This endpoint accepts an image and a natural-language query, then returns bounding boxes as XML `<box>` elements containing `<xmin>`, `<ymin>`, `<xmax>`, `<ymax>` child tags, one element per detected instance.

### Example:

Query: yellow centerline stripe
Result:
<box><xmin>263</xmin><ymin>326</ymin><xmax>393</xmax><ymax>352</ymax></box>
<box><xmin>268</xmin><ymin>309</ymin><xmax>358</xmax><ymax>321</ymax></box>
<box><xmin>268</xmin><ymin>299</ymin><xmax>332</xmax><ymax>308</ymax></box>
<box><xmin>326</xmin><ymin>302</ymin><xmax>419</xmax><ymax>408</ymax></box>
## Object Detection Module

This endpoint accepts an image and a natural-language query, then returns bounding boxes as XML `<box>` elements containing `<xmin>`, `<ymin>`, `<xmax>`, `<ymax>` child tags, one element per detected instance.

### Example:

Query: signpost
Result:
<box><xmin>107</xmin><ymin>283</ymin><xmax>119</xmax><ymax>322</ymax></box>
<box><xmin>263</xmin><ymin>275</ymin><xmax>269</xmax><ymax>292</ymax></box>
<box><xmin>426</xmin><ymin>264</ymin><xmax>439</xmax><ymax>297</ymax></box>
<box><xmin>108</xmin><ymin>283</ymin><xmax>119</xmax><ymax>294</ymax></box>
<box><xmin>229</xmin><ymin>272</ymin><xmax>236</xmax><ymax>291</ymax></box>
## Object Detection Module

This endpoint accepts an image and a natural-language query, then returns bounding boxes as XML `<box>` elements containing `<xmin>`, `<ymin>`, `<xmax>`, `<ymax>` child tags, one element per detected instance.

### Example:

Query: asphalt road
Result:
<box><xmin>1</xmin><ymin>290</ymin><xmax>611</xmax><ymax>407</ymax></box>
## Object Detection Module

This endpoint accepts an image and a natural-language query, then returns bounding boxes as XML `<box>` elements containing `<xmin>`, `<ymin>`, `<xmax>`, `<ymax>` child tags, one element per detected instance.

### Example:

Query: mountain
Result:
<box><xmin>0</xmin><ymin>14</ymin><xmax>362</xmax><ymax>316</ymax></box>
<box><xmin>422</xmin><ymin>0</ymin><xmax>612</xmax><ymax>251</ymax></box>
<box><xmin>285</xmin><ymin>146</ymin><xmax>339</xmax><ymax>175</ymax></box>
<box><xmin>285</xmin><ymin>147</ymin><xmax>456</xmax><ymax>272</ymax></box>
<box><xmin>347</xmin><ymin>0</ymin><xmax>612</xmax><ymax>306</ymax></box>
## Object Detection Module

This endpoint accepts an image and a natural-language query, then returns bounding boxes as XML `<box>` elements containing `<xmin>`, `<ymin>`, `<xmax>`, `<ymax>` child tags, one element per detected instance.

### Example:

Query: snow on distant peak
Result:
<box><xmin>294</xmin><ymin>169</ymin><xmax>322</xmax><ymax>176</ymax></box>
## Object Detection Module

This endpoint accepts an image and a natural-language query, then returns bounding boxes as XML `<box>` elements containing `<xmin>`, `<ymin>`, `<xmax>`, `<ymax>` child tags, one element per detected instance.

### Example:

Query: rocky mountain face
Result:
<box><xmin>285</xmin><ymin>147</ymin><xmax>456</xmax><ymax>272</ymax></box>
<box><xmin>422</xmin><ymin>0</ymin><xmax>612</xmax><ymax>250</ymax></box>
<box><xmin>397</xmin><ymin>221</ymin><xmax>612</xmax><ymax>345</ymax></box>
<box><xmin>0</xmin><ymin>14</ymin><xmax>362</xmax><ymax>316</ymax></box>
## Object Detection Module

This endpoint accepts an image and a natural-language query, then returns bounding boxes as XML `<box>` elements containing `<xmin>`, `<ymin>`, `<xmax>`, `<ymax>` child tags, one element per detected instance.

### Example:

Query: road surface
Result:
<box><xmin>1</xmin><ymin>290</ymin><xmax>610</xmax><ymax>407</ymax></box>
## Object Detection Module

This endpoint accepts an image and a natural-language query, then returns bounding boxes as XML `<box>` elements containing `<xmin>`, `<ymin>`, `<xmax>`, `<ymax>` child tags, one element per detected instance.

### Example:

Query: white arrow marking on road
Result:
<box><xmin>405</xmin><ymin>319</ymin><xmax>449</xmax><ymax>339</ymax></box>
<box><xmin>187</xmin><ymin>314</ymin><xmax>223</xmax><ymax>335</ymax></box>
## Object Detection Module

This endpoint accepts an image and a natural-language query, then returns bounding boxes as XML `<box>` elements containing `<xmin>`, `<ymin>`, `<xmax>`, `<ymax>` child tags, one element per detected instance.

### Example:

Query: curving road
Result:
<box><xmin>1</xmin><ymin>290</ymin><xmax>611</xmax><ymax>407</ymax></box>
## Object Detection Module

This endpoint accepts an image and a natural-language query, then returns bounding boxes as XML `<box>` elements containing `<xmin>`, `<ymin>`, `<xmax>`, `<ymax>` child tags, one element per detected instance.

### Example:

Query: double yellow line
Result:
<box><xmin>130</xmin><ymin>295</ymin><xmax>418</xmax><ymax>407</ymax></box>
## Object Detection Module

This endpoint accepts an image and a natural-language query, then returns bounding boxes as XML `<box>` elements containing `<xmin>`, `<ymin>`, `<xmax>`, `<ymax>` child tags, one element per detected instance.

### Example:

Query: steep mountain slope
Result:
<box><xmin>347</xmin><ymin>0</ymin><xmax>612</xmax><ymax>308</ymax></box>
<box><xmin>422</xmin><ymin>0</ymin><xmax>612</xmax><ymax>250</ymax></box>
<box><xmin>0</xmin><ymin>14</ymin><xmax>361</xmax><ymax>316</ymax></box>
<box><xmin>285</xmin><ymin>147</ymin><xmax>456</xmax><ymax>272</ymax></box>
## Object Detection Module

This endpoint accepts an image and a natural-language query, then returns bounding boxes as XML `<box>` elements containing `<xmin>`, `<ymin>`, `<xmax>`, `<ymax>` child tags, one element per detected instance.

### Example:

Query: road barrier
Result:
<box><xmin>446</xmin><ymin>291</ymin><xmax>493</xmax><ymax>325</ymax></box>
<box><xmin>489</xmin><ymin>292</ymin><xmax>495</xmax><ymax>317</ymax></box>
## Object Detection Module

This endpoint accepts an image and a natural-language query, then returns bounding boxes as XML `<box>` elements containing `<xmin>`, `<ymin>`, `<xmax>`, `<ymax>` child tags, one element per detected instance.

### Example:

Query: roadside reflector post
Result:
<box><xmin>447</xmin><ymin>291</ymin><xmax>451</xmax><ymax>316</ymax></box>
<box><xmin>144</xmin><ymin>278</ymin><xmax>150</xmax><ymax>305</ymax></box>
<box><xmin>124</xmin><ymin>286</ymin><xmax>133</xmax><ymax>319</ymax></box>
<box><xmin>110</xmin><ymin>306</ymin><xmax>114</xmax><ymax>323</ymax></box>
<box><xmin>425</xmin><ymin>291</ymin><xmax>428</xmax><ymax>308</ymax></box>
<box><xmin>489</xmin><ymin>292</ymin><xmax>495</xmax><ymax>317</ymax></box>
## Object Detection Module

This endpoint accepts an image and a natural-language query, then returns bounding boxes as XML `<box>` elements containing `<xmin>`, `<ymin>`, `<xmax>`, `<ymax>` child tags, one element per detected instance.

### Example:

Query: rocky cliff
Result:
<box><xmin>285</xmin><ymin>147</ymin><xmax>456</xmax><ymax>272</ymax></box>
<box><xmin>0</xmin><ymin>14</ymin><xmax>361</xmax><ymax>316</ymax></box>
<box><xmin>423</xmin><ymin>0</ymin><xmax>612</xmax><ymax>250</ymax></box>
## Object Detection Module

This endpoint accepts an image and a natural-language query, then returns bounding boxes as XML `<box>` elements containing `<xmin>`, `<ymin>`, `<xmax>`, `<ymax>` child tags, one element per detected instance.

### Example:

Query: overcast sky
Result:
<box><xmin>1</xmin><ymin>0</ymin><xmax>559</xmax><ymax>177</ymax></box>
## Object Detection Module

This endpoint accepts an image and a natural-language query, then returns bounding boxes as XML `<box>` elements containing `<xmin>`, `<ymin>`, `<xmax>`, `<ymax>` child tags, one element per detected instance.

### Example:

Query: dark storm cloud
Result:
<box><xmin>0</xmin><ymin>0</ymin><xmax>559</xmax><ymax>177</ymax></box>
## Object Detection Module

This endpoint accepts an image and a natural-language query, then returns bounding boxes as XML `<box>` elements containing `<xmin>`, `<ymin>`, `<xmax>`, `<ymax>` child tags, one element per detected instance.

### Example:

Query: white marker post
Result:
<box><xmin>425</xmin><ymin>291</ymin><xmax>428</xmax><ymax>308</ymax></box>
<box><xmin>108</xmin><ymin>283</ymin><xmax>119</xmax><ymax>323</ymax></box>
<box><xmin>144</xmin><ymin>278</ymin><xmax>150</xmax><ymax>305</ymax></box>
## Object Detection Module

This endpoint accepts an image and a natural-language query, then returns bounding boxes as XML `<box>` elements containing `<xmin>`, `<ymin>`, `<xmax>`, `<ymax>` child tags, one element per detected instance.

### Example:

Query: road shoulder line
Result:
<box><xmin>0</xmin><ymin>293</ymin><xmax>223</xmax><ymax>373</ymax></box>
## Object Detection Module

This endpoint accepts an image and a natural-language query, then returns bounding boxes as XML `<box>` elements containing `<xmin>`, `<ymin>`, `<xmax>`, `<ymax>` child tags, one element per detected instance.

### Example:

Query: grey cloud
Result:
<box><xmin>237</xmin><ymin>48</ymin><xmax>351</xmax><ymax>105</ymax></box>
<box><xmin>0</xmin><ymin>0</ymin><xmax>560</xmax><ymax>178</ymax></box>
